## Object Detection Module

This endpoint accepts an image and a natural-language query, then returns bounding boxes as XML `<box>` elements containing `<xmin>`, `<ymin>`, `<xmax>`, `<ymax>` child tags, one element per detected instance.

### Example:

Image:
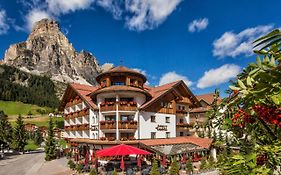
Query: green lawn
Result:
<box><xmin>0</xmin><ymin>100</ymin><xmax>54</xmax><ymax>116</ymax></box>
<box><xmin>24</xmin><ymin>140</ymin><xmax>39</xmax><ymax>151</ymax></box>
<box><xmin>10</xmin><ymin>116</ymin><xmax>64</xmax><ymax>128</ymax></box>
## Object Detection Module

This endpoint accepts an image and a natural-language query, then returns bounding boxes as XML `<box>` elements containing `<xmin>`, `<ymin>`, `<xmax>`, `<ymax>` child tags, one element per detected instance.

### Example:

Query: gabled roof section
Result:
<box><xmin>196</xmin><ymin>93</ymin><xmax>221</xmax><ymax>105</ymax></box>
<box><xmin>140</xmin><ymin>80</ymin><xmax>201</xmax><ymax>110</ymax></box>
<box><xmin>59</xmin><ymin>83</ymin><xmax>98</xmax><ymax>111</ymax></box>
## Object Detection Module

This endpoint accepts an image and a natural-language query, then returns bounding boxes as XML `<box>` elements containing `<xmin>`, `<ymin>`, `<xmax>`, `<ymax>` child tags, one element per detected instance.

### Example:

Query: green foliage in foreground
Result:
<box><xmin>24</xmin><ymin>139</ymin><xmax>39</xmax><ymax>151</ymax></box>
<box><xmin>45</xmin><ymin>117</ymin><xmax>57</xmax><ymax>161</ymax></box>
<box><xmin>12</xmin><ymin>115</ymin><xmax>27</xmax><ymax>152</ymax></box>
<box><xmin>169</xmin><ymin>158</ymin><xmax>180</xmax><ymax>175</ymax></box>
<box><xmin>0</xmin><ymin>111</ymin><xmax>13</xmax><ymax>150</ymax></box>
<box><xmin>150</xmin><ymin>159</ymin><xmax>161</xmax><ymax>175</ymax></box>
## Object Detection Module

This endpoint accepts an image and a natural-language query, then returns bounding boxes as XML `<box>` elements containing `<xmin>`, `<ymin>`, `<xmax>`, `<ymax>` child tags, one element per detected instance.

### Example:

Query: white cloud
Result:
<box><xmin>101</xmin><ymin>63</ymin><xmax>114</xmax><ymax>72</ymax></box>
<box><xmin>125</xmin><ymin>0</ymin><xmax>182</xmax><ymax>31</ymax></box>
<box><xmin>46</xmin><ymin>0</ymin><xmax>94</xmax><ymax>15</ymax></box>
<box><xmin>159</xmin><ymin>71</ymin><xmax>192</xmax><ymax>87</ymax></box>
<box><xmin>96</xmin><ymin>0</ymin><xmax>122</xmax><ymax>19</ymax></box>
<box><xmin>0</xmin><ymin>9</ymin><xmax>9</xmax><ymax>35</ymax></box>
<box><xmin>197</xmin><ymin>64</ymin><xmax>241</xmax><ymax>89</ymax></box>
<box><xmin>213</xmin><ymin>25</ymin><xmax>274</xmax><ymax>58</ymax></box>
<box><xmin>132</xmin><ymin>68</ymin><xmax>147</xmax><ymax>76</ymax></box>
<box><xmin>20</xmin><ymin>0</ymin><xmax>181</xmax><ymax>32</ymax></box>
<box><xmin>188</xmin><ymin>18</ymin><xmax>208</xmax><ymax>32</ymax></box>
<box><xmin>25</xmin><ymin>9</ymin><xmax>51</xmax><ymax>31</ymax></box>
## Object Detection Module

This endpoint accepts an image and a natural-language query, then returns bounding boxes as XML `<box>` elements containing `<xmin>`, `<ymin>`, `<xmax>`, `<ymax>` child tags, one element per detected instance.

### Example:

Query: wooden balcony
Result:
<box><xmin>65</xmin><ymin>96</ymin><xmax>83</xmax><ymax>108</ymax></box>
<box><xmin>64</xmin><ymin>108</ymin><xmax>89</xmax><ymax>120</ymax></box>
<box><xmin>119</xmin><ymin>101</ymin><xmax>137</xmax><ymax>111</ymax></box>
<box><xmin>176</xmin><ymin>109</ymin><xmax>188</xmax><ymax>117</ymax></box>
<box><xmin>158</xmin><ymin>108</ymin><xmax>174</xmax><ymax>114</ymax></box>
<box><xmin>100</xmin><ymin>102</ymin><xmax>116</xmax><ymax>111</ymax></box>
<box><xmin>64</xmin><ymin>124</ymin><xmax>89</xmax><ymax>131</ymax></box>
<box><xmin>100</xmin><ymin>101</ymin><xmax>137</xmax><ymax>112</ymax></box>
<box><xmin>176</xmin><ymin>122</ymin><xmax>193</xmax><ymax>131</ymax></box>
<box><xmin>100</xmin><ymin>121</ymin><xmax>138</xmax><ymax>130</ymax></box>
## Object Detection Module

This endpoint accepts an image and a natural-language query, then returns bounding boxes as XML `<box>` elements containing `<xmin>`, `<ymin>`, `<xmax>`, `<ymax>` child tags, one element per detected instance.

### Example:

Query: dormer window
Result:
<box><xmin>112</xmin><ymin>81</ymin><xmax>125</xmax><ymax>86</ymax></box>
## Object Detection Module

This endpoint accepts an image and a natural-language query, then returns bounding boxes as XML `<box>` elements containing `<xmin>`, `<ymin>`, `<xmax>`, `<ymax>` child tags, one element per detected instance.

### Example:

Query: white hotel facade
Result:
<box><xmin>60</xmin><ymin>66</ymin><xmax>212</xmax><ymax>155</ymax></box>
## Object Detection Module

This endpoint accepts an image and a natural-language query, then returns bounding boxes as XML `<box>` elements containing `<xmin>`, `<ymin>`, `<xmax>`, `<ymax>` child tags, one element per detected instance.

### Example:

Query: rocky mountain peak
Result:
<box><xmin>3</xmin><ymin>18</ymin><xmax>101</xmax><ymax>85</ymax></box>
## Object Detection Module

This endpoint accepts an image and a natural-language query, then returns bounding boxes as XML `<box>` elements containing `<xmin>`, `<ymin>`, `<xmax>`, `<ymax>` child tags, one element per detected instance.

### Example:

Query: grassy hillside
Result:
<box><xmin>0</xmin><ymin>100</ymin><xmax>54</xmax><ymax>116</ymax></box>
<box><xmin>10</xmin><ymin>116</ymin><xmax>64</xmax><ymax>128</ymax></box>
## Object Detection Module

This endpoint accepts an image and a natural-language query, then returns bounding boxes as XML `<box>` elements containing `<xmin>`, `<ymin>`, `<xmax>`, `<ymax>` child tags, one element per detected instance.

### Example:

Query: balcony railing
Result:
<box><xmin>176</xmin><ymin>109</ymin><xmax>188</xmax><ymax>117</ymax></box>
<box><xmin>100</xmin><ymin>120</ymin><xmax>138</xmax><ymax>130</ymax></box>
<box><xmin>64</xmin><ymin>124</ymin><xmax>90</xmax><ymax>131</ymax></box>
<box><xmin>65</xmin><ymin>96</ymin><xmax>83</xmax><ymax>108</ymax></box>
<box><xmin>100</xmin><ymin>102</ymin><xmax>116</xmax><ymax>111</ymax></box>
<box><xmin>119</xmin><ymin>101</ymin><xmax>137</xmax><ymax>111</ymax></box>
<box><xmin>64</xmin><ymin>108</ymin><xmax>89</xmax><ymax>120</ymax></box>
<box><xmin>100</xmin><ymin>136</ymin><xmax>136</xmax><ymax>141</ymax></box>
<box><xmin>176</xmin><ymin>122</ymin><xmax>193</xmax><ymax>130</ymax></box>
<box><xmin>100</xmin><ymin>101</ymin><xmax>137</xmax><ymax>111</ymax></box>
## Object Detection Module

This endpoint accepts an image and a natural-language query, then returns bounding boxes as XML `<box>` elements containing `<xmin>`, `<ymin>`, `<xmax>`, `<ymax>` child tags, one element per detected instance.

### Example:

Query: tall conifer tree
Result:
<box><xmin>12</xmin><ymin>114</ymin><xmax>27</xmax><ymax>152</ymax></box>
<box><xmin>45</xmin><ymin>117</ymin><xmax>57</xmax><ymax>161</ymax></box>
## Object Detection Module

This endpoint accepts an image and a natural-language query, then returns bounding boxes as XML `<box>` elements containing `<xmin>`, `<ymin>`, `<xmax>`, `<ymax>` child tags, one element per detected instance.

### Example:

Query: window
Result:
<box><xmin>151</xmin><ymin>132</ymin><xmax>156</xmax><ymax>139</ymax></box>
<box><xmin>151</xmin><ymin>115</ymin><xmax>156</xmax><ymax>122</ymax></box>
<box><xmin>166</xmin><ymin>117</ymin><xmax>170</xmax><ymax>123</ymax></box>
<box><xmin>166</xmin><ymin>132</ymin><xmax>170</xmax><ymax>138</ymax></box>
<box><xmin>105</xmin><ymin>98</ymin><xmax>116</xmax><ymax>102</ymax></box>
<box><xmin>179</xmin><ymin>119</ymin><xmax>184</xmax><ymax>123</ymax></box>
<box><xmin>120</xmin><ymin>97</ymin><xmax>134</xmax><ymax>102</ymax></box>
<box><xmin>112</xmin><ymin>81</ymin><xmax>125</xmax><ymax>86</ymax></box>
<box><xmin>180</xmin><ymin>132</ymin><xmax>184</xmax><ymax>136</ymax></box>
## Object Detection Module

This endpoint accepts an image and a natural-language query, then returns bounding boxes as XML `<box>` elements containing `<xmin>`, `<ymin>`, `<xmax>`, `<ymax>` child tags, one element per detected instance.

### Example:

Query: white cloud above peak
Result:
<box><xmin>46</xmin><ymin>0</ymin><xmax>94</xmax><ymax>15</ymax></box>
<box><xmin>159</xmin><ymin>71</ymin><xmax>192</xmax><ymax>87</ymax></box>
<box><xmin>19</xmin><ymin>0</ymin><xmax>182</xmax><ymax>32</ymax></box>
<box><xmin>188</xmin><ymin>18</ymin><xmax>208</xmax><ymax>32</ymax></box>
<box><xmin>213</xmin><ymin>25</ymin><xmax>274</xmax><ymax>58</ymax></box>
<box><xmin>197</xmin><ymin>64</ymin><xmax>241</xmax><ymax>89</ymax></box>
<box><xmin>125</xmin><ymin>0</ymin><xmax>182</xmax><ymax>31</ymax></box>
<box><xmin>26</xmin><ymin>9</ymin><xmax>51</xmax><ymax>31</ymax></box>
<box><xmin>0</xmin><ymin>9</ymin><xmax>10</xmax><ymax>35</ymax></box>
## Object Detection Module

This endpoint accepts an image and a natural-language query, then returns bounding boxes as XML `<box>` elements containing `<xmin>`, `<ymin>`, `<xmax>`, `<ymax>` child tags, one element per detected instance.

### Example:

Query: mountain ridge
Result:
<box><xmin>3</xmin><ymin>18</ymin><xmax>101</xmax><ymax>86</ymax></box>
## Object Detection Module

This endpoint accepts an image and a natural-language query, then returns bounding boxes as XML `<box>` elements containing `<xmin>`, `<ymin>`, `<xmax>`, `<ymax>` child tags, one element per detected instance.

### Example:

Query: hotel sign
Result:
<box><xmin>156</xmin><ymin>125</ymin><xmax>167</xmax><ymax>131</ymax></box>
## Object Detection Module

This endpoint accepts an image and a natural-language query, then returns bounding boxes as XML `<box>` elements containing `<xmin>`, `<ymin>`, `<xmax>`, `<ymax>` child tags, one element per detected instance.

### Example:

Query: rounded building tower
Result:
<box><xmin>91</xmin><ymin>66</ymin><xmax>151</xmax><ymax>141</ymax></box>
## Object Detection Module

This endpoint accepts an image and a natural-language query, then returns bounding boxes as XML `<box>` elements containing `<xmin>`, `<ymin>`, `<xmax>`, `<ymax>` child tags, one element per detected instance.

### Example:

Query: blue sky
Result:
<box><xmin>0</xmin><ymin>0</ymin><xmax>280</xmax><ymax>96</ymax></box>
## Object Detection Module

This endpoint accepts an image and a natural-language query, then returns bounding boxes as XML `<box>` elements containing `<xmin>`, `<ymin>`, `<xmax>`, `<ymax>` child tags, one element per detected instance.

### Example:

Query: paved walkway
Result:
<box><xmin>0</xmin><ymin>151</ymin><xmax>73</xmax><ymax>175</ymax></box>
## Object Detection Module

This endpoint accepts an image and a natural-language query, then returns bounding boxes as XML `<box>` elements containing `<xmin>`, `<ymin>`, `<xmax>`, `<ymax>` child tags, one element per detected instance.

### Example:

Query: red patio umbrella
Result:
<box><xmin>120</xmin><ymin>156</ymin><xmax>125</xmax><ymax>170</ymax></box>
<box><xmin>96</xmin><ymin>144</ymin><xmax>151</xmax><ymax>157</ymax></box>
<box><xmin>85</xmin><ymin>150</ymin><xmax>89</xmax><ymax>166</ymax></box>
<box><xmin>161</xmin><ymin>155</ymin><xmax>167</xmax><ymax>167</ymax></box>
<box><xmin>181</xmin><ymin>154</ymin><xmax>187</xmax><ymax>163</ymax></box>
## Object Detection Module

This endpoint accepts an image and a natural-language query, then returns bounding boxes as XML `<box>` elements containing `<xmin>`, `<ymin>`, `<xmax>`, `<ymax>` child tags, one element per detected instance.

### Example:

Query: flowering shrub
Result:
<box><xmin>209</xmin><ymin>29</ymin><xmax>281</xmax><ymax>174</ymax></box>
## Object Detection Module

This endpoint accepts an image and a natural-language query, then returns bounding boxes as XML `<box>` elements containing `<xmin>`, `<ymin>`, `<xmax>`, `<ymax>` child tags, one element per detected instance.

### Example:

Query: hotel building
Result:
<box><xmin>60</xmin><ymin>66</ymin><xmax>213</xmax><ymax>156</ymax></box>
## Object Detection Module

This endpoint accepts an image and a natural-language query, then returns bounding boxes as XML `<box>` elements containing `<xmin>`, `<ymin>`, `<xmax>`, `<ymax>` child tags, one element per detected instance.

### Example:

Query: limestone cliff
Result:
<box><xmin>3</xmin><ymin>19</ymin><xmax>101</xmax><ymax>85</ymax></box>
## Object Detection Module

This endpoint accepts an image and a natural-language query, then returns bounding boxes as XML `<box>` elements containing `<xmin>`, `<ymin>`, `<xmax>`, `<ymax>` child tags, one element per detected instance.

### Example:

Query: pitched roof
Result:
<box><xmin>139</xmin><ymin>81</ymin><xmax>180</xmax><ymax>109</ymax></box>
<box><xmin>70</xmin><ymin>83</ymin><xmax>98</xmax><ymax>110</ymax></box>
<box><xmin>140</xmin><ymin>81</ymin><xmax>201</xmax><ymax>110</ymax></box>
<box><xmin>196</xmin><ymin>93</ymin><xmax>216</xmax><ymax>105</ymax></box>
<box><xmin>60</xmin><ymin>81</ymin><xmax>201</xmax><ymax>111</ymax></box>
<box><xmin>90</xmin><ymin>85</ymin><xmax>151</xmax><ymax>98</ymax></box>
<box><xmin>190</xmin><ymin>107</ymin><xmax>210</xmax><ymax>113</ymax></box>
<box><xmin>139</xmin><ymin>136</ymin><xmax>213</xmax><ymax>149</ymax></box>
<box><xmin>59</xmin><ymin>83</ymin><xmax>98</xmax><ymax>111</ymax></box>
<box><xmin>96</xmin><ymin>66</ymin><xmax>147</xmax><ymax>82</ymax></box>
